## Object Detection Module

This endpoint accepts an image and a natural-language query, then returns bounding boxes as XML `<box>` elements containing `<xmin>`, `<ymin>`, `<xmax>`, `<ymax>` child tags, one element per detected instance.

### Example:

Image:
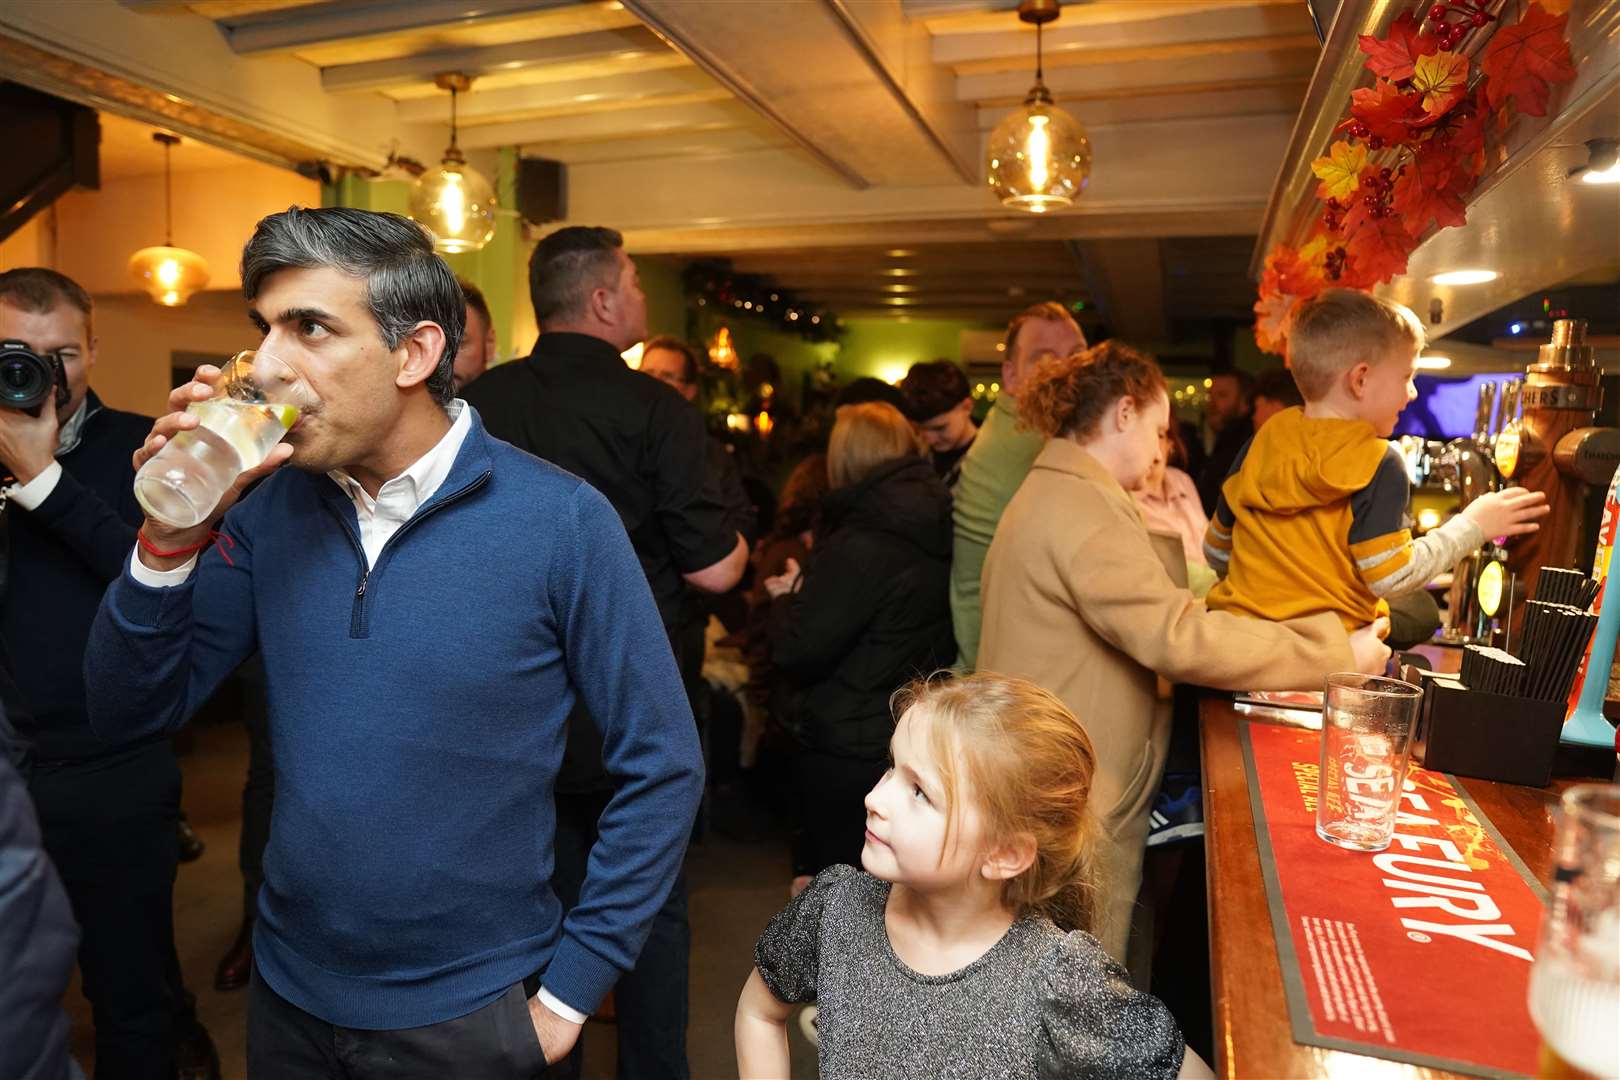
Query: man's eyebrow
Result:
<box><xmin>277</xmin><ymin>306</ymin><xmax>340</xmax><ymax>325</ymax></box>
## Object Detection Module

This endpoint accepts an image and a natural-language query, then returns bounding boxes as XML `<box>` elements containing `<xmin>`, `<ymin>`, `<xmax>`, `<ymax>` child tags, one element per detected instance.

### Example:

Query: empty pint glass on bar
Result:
<box><xmin>134</xmin><ymin>350</ymin><xmax>314</xmax><ymax>529</ymax></box>
<box><xmin>1314</xmin><ymin>673</ymin><xmax>1423</xmax><ymax>852</ymax></box>
<box><xmin>1528</xmin><ymin>784</ymin><xmax>1620</xmax><ymax>1080</ymax></box>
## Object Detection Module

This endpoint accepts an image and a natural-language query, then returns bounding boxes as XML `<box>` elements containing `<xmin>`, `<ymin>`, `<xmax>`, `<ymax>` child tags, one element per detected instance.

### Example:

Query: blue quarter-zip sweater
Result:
<box><xmin>84</xmin><ymin>410</ymin><xmax>704</xmax><ymax>1030</ymax></box>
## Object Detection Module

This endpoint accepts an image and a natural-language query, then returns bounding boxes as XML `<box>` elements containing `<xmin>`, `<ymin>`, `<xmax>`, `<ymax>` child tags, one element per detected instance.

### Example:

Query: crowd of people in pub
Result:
<box><xmin>0</xmin><ymin>206</ymin><xmax>1548</xmax><ymax>1080</ymax></box>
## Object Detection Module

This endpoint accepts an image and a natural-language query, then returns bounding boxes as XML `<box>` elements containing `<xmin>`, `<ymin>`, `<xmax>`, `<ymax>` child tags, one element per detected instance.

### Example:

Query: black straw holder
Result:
<box><xmin>1403</xmin><ymin>664</ymin><xmax>1565</xmax><ymax>788</ymax></box>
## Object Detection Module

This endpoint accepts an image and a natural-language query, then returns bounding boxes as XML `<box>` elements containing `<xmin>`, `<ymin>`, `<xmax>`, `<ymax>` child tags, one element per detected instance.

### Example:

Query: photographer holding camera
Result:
<box><xmin>0</xmin><ymin>268</ymin><xmax>217</xmax><ymax>1080</ymax></box>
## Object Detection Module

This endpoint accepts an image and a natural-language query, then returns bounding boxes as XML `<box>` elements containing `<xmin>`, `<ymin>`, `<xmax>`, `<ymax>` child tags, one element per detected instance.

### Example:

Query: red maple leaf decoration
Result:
<box><xmin>1393</xmin><ymin>141</ymin><xmax>1469</xmax><ymax>237</ymax></box>
<box><xmin>1481</xmin><ymin>2</ymin><xmax>1577</xmax><ymax>117</ymax></box>
<box><xmin>1340</xmin><ymin>199</ymin><xmax>1413</xmax><ymax>288</ymax></box>
<box><xmin>1342</xmin><ymin>79</ymin><xmax>1423</xmax><ymax>143</ymax></box>
<box><xmin>1359</xmin><ymin>11</ymin><xmax>1439</xmax><ymax>81</ymax></box>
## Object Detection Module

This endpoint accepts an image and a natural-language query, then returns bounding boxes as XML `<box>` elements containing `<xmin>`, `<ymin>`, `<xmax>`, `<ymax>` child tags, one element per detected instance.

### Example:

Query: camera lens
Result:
<box><xmin>0</xmin><ymin>344</ymin><xmax>52</xmax><ymax>411</ymax></box>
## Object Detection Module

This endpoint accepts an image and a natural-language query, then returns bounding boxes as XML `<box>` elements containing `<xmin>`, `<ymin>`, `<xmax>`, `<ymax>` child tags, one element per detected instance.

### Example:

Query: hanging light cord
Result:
<box><xmin>1035</xmin><ymin>19</ymin><xmax>1044</xmax><ymax>85</ymax></box>
<box><xmin>163</xmin><ymin>138</ymin><xmax>174</xmax><ymax>246</ymax></box>
<box><xmin>449</xmin><ymin>86</ymin><xmax>459</xmax><ymax>152</ymax></box>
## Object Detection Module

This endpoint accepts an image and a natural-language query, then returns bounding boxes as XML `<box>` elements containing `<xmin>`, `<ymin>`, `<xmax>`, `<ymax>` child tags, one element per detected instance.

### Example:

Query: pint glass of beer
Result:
<box><xmin>1527</xmin><ymin>783</ymin><xmax>1619</xmax><ymax>1079</ymax></box>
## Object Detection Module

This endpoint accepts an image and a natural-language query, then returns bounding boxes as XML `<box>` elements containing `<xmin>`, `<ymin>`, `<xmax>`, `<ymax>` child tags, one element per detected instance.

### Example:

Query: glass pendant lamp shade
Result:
<box><xmin>988</xmin><ymin>88</ymin><xmax>1091</xmax><ymax>212</ymax></box>
<box><xmin>987</xmin><ymin>0</ymin><xmax>1091</xmax><ymax>213</ymax></box>
<box><xmin>409</xmin><ymin>73</ymin><xmax>497</xmax><ymax>254</ymax></box>
<box><xmin>128</xmin><ymin>245</ymin><xmax>210</xmax><ymax>307</ymax></box>
<box><xmin>128</xmin><ymin>132</ymin><xmax>209</xmax><ymax>305</ymax></box>
<box><xmin>410</xmin><ymin>148</ymin><xmax>497</xmax><ymax>254</ymax></box>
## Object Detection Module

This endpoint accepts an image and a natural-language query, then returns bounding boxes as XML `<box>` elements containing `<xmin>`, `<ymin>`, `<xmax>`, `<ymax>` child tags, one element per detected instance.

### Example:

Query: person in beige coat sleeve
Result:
<box><xmin>978</xmin><ymin>343</ymin><xmax>1391</xmax><ymax>970</ymax></box>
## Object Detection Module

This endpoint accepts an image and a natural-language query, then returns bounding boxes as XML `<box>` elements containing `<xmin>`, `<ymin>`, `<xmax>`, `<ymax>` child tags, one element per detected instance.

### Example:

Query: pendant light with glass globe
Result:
<box><xmin>127</xmin><ymin>133</ymin><xmax>210</xmax><ymax>307</ymax></box>
<box><xmin>986</xmin><ymin>0</ymin><xmax>1092</xmax><ymax>213</ymax></box>
<box><xmin>408</xmin><ymin>73</ymin><xmax>498</xmax><ymax>254</ymax></box>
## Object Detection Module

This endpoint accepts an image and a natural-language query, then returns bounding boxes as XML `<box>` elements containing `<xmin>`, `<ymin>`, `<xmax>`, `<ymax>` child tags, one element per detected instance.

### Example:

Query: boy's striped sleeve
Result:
<box><xmin>1202</xmin><ymin>439</ymin><xmax>1250</xmax><ymax>577</ymax></box>
<box><xmin>1350</xmin><ymin>446</ymin><xmax>1485</xmax><ymax>597</ymax></box>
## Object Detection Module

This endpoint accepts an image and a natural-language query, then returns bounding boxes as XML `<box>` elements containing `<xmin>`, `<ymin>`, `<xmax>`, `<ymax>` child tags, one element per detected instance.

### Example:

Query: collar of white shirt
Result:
<box><xmin>326</xmin><ymin>398</ymin><xmax>471</xmax><ymax>521</ymax></box>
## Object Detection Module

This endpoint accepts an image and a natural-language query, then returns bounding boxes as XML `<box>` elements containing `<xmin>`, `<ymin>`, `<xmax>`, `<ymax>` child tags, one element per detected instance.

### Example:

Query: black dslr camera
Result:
<box><xmin>0</xmin><ymin>339</ymin><xmax>69</xmax><ymax>417</ymax></box>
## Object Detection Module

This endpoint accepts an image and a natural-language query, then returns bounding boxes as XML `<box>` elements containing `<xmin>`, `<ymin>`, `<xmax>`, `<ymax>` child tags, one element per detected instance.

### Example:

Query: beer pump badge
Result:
<box><xmin>1478</xmin><ymin>559</ymin><xmax>1505</xmax><ymax>619</ymax></box>
<box><xmin>1242</xmin><ymin>722</ymin><xmax>1546</xmax><ymax>1076</ymax></box>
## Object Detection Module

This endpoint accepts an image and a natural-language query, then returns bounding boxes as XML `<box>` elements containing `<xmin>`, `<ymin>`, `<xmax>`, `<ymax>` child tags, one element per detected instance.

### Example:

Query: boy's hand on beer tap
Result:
<box><xmin>1462</xmin><ymin>486</ymin><xmax>1549</xmax><ymax>543</ymax></box>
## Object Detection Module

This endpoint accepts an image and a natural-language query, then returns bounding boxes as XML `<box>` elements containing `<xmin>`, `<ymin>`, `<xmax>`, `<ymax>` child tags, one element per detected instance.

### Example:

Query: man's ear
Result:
<box><xmin>395</xmin><ymin>321</ymin><xmax>447</xmax><ymax>391</ymax></box>
<box><xmin>980</xmin><ymin>831</ymin><xmax>1037</xmax><ymax>883</ymax></box>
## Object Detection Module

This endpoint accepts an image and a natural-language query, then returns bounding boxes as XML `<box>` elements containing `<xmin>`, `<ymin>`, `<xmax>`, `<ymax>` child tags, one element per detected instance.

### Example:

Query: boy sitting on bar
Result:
<box><xmin>1203</xmin><ymin>288</ymin><xmax>1547</xmax><ymax>633</ymax></box>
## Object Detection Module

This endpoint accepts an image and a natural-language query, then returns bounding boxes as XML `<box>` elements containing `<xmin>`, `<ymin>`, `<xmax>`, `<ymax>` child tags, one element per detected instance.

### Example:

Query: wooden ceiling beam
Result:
<box><xmin>320</xmin><ymin>27</ymin><xmax>669</xmax><ymax>94</ymax></box>
<box><xmin>220</xmin><ymin>0</ymin><xmax>576</xmax><ymax>56</ymax></box>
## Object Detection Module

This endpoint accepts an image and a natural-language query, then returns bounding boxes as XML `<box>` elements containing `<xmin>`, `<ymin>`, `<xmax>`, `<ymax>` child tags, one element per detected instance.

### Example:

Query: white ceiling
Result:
<box><xmin>81</xmin><ymin>0</ymin><xmax>1323</xmax><ymax>334</ymax></box>
<box><xmin>97</xmin><ymin>111</ymin><xmax>260</xmax><ymax>178</ymax></box>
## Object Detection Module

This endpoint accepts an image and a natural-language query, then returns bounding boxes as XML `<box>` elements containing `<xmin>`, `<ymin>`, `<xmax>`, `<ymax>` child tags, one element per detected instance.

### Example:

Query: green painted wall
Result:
<box><xmin>836</xmin><ymin>317</ymin><xmax>990</xmax><ymax>384</ymax></box>
<box><xmin>636</xmin><ymin>255</ymin><xmax>687</xmax><ymax>340</ymax></box>
<box><xmin>322</xmin><ymin>150</ymin><xmax>523</xmax><ymax>362</ymax></box>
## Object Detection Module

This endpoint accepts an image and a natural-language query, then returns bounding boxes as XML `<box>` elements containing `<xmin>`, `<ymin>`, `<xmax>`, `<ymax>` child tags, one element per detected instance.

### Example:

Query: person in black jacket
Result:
<box><xmin>0</xmin><ymin>685</ymin><xmax>82</xmax><ymax>1080</ymax></box>
<box><xmin>0</xmin><ymin>269</ymin><xmax>216</xmax><ymax>1080</ymax></box>
<box><xmin>764</xmin><ymin>402</ymin><xmax>955</xmax><ymax>880</ymax></box>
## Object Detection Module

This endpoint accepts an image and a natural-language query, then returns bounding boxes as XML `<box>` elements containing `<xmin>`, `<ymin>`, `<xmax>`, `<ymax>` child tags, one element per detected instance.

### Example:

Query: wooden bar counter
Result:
<box><xmin>1199</xmin><ymin>691</ymin><xmax>1589</xmax><ymax>1079</ymax></box>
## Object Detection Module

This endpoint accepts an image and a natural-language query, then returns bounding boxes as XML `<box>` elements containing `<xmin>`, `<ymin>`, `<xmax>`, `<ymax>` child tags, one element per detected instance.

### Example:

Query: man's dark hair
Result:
<box><xmin>1211</xmin><ymin>369</ymin><xmax>1255</xmax><ymax>395</ymax></box>
<box><xmin>1250</xmin><ymin>367</ymin><xmax>1303</xmax><ymax>409</ymax></box>
<box><xmin>898</xmin><ymin>360</ymin><xmax>971</xmax><ymax>422</ymax></box>
<box><xmin>643</xmin><ymin>335</ymin><xmax>699</xmax><ymax>384</ymax></box>
<box><xmin>835</xmin><ymin>376</ymin><xmax>905</xmax><ymax>411</ymax></box>
<box><xmin>240</xmin><ymin>207</ymin><xmax>463</xmax><ymax>405</ymax></box>
<box><xmin>529</xmin><ymin>226</ymin><xmax>623</xmax><ymax>326</ymax></box>
<box><xmin>459</xmin><ymin>277</ymin><xmax>491</xmax><ymax>330</ymax></box>
<box><xmin>0</xmin><ymin>268</ymin><xmax>93</xmax><ymax>336</ymax></box>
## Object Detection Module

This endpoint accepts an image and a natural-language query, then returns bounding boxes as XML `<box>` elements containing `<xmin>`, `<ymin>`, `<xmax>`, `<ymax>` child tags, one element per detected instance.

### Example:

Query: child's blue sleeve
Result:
<box><xmin>1348</xmin><ymin>446</ymin><xmax>1415</xmax><ymax>590</ymax></box>
<box><xmin>1202</xmin><ymin>439</ymin><xmax>1252</xmax><ymax>576</ymax></box>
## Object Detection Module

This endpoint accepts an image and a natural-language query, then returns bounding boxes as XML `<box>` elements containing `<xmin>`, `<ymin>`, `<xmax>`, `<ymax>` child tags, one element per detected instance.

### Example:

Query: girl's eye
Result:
<box><xmin>912</xmin><ymin>784</ymin><xmax>930</xmax><ymax>805</ymax></box>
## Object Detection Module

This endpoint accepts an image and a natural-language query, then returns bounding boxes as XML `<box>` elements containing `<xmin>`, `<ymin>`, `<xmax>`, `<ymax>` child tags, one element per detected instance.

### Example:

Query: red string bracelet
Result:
<box><xmin>137</xmin><ymin>529</ymin><xmax>236</xmax><ymax>568</ymax></box>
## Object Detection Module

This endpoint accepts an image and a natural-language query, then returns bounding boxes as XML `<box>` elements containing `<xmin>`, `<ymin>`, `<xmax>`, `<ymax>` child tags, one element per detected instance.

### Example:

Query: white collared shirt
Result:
<box><xmin>130</xmin><ymin>400</ymin><xmax>472</xmax><ymax>587</ymax></box>
<box><xmin>326</xmin><ymin>399</ymin><xmax>470</xmax><ymax>569</ymax></box>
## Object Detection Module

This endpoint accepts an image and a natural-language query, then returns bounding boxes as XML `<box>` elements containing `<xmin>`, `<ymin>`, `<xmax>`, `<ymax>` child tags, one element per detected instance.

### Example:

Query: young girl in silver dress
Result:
<box><xmin>734</xmin><ymin>672</ymin><xmax>1212</xmax><ymax>1079</ymax></box>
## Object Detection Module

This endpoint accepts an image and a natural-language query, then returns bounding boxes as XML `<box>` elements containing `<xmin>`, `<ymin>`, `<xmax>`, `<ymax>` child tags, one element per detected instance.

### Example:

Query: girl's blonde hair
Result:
<box><xmin>827</xmin><ymin>402</ymin><xmax>922</xmax><ymax>489</ymax></box>
<box><xmin>892</xmin><ymin>672</ymin><xmax>1100</xmax><ymax>934</ymax></box>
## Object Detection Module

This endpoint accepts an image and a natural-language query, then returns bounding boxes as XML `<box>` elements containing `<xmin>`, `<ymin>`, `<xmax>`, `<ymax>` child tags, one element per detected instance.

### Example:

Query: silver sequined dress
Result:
<box><xmin>755</xmin><ymin>865</ymin><xmax>1185</xmax><ymax>1079</ymax></box>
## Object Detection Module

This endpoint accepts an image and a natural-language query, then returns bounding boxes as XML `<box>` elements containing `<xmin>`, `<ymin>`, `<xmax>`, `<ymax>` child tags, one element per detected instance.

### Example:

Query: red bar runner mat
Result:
<box><xmin>1239</xmin><ymin>720</ymin><xmax>1547</xmax><ymax>1078</ymax></box>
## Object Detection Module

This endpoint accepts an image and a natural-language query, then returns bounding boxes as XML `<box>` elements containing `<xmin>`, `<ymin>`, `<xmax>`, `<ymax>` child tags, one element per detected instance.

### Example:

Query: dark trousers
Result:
<box><xmin>549</xmin><ymin>790</ymin><xmax>690</xmax><ymax>1080</ymax></box>
<box><xmin>30</xmin><ymin>741</ymin><xmax>184</xmax><ymax>1080</ymax></box>
<box><xmin>239</xmin><ymin>671</ymin><xmax>273</xmax><ymax>919</ymax></box>
<box><xmin>793</xmin><ymin>749</ymin><xmax>886</xmax><ymax>875</ymax></box>
<box><xmin>247</xmin><ymin>970</ymin><xmax>557</xmax><ymax>1079</ymax></box>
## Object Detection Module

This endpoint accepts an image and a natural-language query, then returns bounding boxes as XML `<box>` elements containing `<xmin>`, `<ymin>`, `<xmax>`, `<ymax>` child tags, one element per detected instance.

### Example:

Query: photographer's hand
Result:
<box><xmin>0</xmin><ymin>401</ymin><xmax>60</xmax><ymax>486</ymax></box>
<box><xmin>132</xmin><ymin>367</ymin><xmax>291</xmax><ymax>571</ymax></box>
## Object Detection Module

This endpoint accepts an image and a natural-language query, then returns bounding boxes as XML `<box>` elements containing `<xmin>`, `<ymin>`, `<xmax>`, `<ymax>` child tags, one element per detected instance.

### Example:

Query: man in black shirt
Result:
<box><xmin>0</xmin><ymin>268</ymin><xmax>216</xmax><ymax>1080</ymax></box>
<box><xmin>463</xmin><ymin>227</ymin><xmax>746</xmax><ymax>1080</ymax></box>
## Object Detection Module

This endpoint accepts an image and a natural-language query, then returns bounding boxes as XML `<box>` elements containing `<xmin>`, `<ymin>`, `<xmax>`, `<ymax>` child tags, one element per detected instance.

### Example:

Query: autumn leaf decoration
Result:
<box><xmin>1481</xmin><ymin>1</ymin><xmax>1578</xmax><ymax>117</ymax></box>
<box><xmin>1254</xmin><ymin>1</ymin><xmax>1580</xmax><ymax>354</ymax></box>
<box><xmin>1311</xmin><ymin>141</ymin><xmax>1368</xmax><ymax>200</ymax></box>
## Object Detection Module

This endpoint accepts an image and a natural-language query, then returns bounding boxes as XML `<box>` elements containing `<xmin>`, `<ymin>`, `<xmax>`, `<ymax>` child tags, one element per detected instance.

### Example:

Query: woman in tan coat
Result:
<box><xmin>978</xmin><ymin>343</ymin><xmax>1389</xmax><ymax>967</ymax></box>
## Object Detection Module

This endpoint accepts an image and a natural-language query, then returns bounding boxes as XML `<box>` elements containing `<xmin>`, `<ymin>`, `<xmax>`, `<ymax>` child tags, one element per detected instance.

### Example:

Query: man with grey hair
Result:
<box><xmin>465</xmin><ymin>226</ymin><xmax>747</xmax><ymax>1080</ymax></box>
<box><xmin>84</xmin><ymin>207</ymin><xmax>704</xmax><ymax>1077</ymax></box>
